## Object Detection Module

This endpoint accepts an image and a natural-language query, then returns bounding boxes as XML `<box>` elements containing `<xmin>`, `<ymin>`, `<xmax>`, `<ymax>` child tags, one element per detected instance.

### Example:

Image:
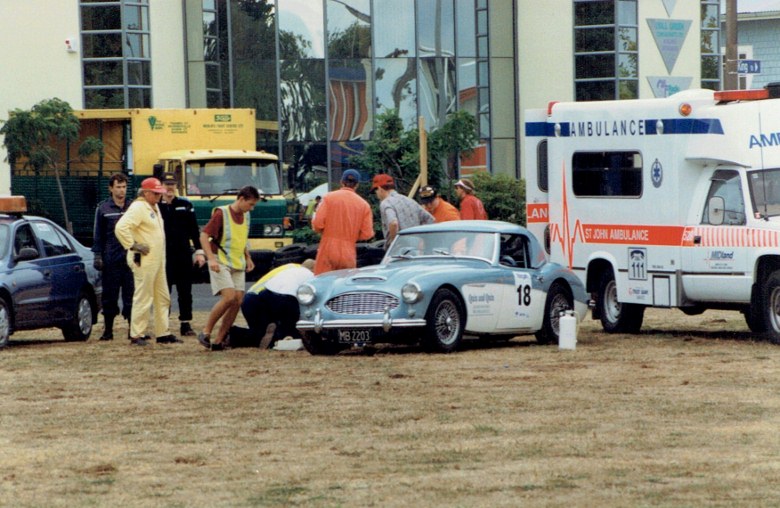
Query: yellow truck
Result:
<box><xmin>12</xmin><ymin>108</ymin><xmax>291</xmax><ymax>251</ymax></box>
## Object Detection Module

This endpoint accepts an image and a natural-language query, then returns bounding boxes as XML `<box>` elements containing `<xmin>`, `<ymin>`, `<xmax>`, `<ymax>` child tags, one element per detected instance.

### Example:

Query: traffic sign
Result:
<box><xmin>738</xmin><ymin>60</ymin><xmax>761</xmax><ymax>74</ymax></box>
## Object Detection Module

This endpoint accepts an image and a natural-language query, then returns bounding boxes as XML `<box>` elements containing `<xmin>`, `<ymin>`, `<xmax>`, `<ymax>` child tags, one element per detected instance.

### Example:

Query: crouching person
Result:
<box><xmin>229</xmin><ymin>259</ymin><xmax>315</xmax><ymax>349</ymax></box>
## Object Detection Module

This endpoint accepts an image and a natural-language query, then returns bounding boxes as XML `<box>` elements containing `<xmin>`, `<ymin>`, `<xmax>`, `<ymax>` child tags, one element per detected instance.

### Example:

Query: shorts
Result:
<box><xmin>209</xmin><ymin>264</ymin><xmax>246</xmax><ymax>295</ymax></box>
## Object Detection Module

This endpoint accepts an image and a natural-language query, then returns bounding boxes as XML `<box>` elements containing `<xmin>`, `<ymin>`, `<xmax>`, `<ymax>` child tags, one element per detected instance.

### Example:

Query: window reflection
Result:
<box><xmin>456</xmin><ymin>0</ymin><xmax>476</xmax><ymax>57</ymax></box>
<box><xmin>417</xmin><ymin>0</ymin><xmax>454</xmax><ymax>57</ymax></box>
<box><xmin>280</xmin><ymin>60</ymin><xmax>327</xmax><ymax>142</ymax></box>
<box><xmin>419</xmin><ymin>57</ymin><xmax>456</xmax><ymax>129</ymax></box>
<box><xmin>374</xmin><ymin>58</ymin><xmax>417</xmax><ymax>128</ymax></box>
<box><xmin>457</xmin><ymin>58</ymin><xmax>477</xmax><ymax>117</ymax></box>
<box><xmin>329</xmin><ymin>59</ymin><xmax>372</xmax><ymax>141</ymax></box>
<box><xmin>278</xmin><ymin>0</ymin><xmax>325</xmax><ymax>58</ymax></box>
<box><xmin>373</xmin><ymin>0</ymin><xmax>415</xmax><ymax>58</ymax></box>
<box><xmin>327</xmin><ymin>0</ymin><xmax>371</xmax><ymax>59</ymax></box>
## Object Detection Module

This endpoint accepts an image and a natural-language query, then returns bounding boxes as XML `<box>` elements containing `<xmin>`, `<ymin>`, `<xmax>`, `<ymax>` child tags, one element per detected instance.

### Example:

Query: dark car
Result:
<box><xmin>0</xmin><ymin>198</ymin><xmax>101</xmax><ymax>348</ymax></box>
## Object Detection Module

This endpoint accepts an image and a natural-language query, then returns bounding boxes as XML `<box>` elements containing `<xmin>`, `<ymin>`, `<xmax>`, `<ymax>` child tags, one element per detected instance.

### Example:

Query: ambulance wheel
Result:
<box><xmin>760</xmin><ymin>271</ymin><xmax>780</xmax><ymax>344</ymax></box>
<box><xmin>597</xmin><ymin>271</ymin><xmax>644</xmax><ymax>333</ymax></box>
<box><xmin>535</xmin><ymin>283</ymin><xmax>572</xmax><ymax>345</ymax></box>
<box><xmin>301</xmin><ymin>332</ymin><xmax>344</xmax><ymax>355</ymax></box>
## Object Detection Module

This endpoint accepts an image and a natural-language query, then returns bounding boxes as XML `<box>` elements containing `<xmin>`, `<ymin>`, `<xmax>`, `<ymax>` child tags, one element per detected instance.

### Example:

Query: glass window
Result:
<box><xmin>618</xmin><ymin>80</ymin><xmax>638</xmax><ymax>100</ymax></box>
<box><xmin>14</xmin><ymin>224</ymin><xmax>39</xmax><ymax>258</ymax></box>
<box><xmin>33</xmin><ymin>222</ymin><xmax>73</xmax><ymax>257</ymax></box>
<box><xmin>748</xmin><ymin>169</ymin><xmax>780</xmax><ymax>218</ymax></box>
<box><xmin>572</xmin><ymin>151</ymin><xmax>642</xmax><ymax>197</ymax></box>
<box><xmin>373</xmin><ymin>0</ymin><xmax>416</xmax><ymax>58</ymax></box>
<box><xmin>618</xmin><ymin>53</ymin><xmax>637</xmax><ymax>78</ymax></box>
<box><xmin>617</xmin><ymin>0</ymin><xmax>637</xmax><ymax>25</ymax></box>
<box><xmin>328</xmin><ymin>59</ymin><xmax>372</xmax><ymax>141</ymax></box>
<box><xmin>457</xmin><ymin>58</ymin><xmax>477</xmax><ymax>117</ymax></box>
<box><xmin>84</xmin><ymin>61</ymin><xmax>124</xmax><ymax>86</ymax></box>
<box><xmin>575</xmin><ymin>27</ymin><xmax>614</xmax><ymax>52</ymax></box>
<box><xmin>418</xmin><ymin>57</ymin><xmax>456</xmax><ymax>130</ymax></box>
<box><xmin>124</xmin><ymin>33</ymin><xmax>150</xmax><ymax>58</ymax></box>
<box><xmin>81</xmin><ymin>5</ymin><xmax>121</xmax><ymax>31</ymax></box>
<box><xmin>576</xmin><ymin>81</ymin><xmax>616</xmax><ymax>101</ymax></box>
<box><xmin>456</xmin><ymin>0</ymin><xmax>476</xmax><ymax>57</ymax></box>
<box><xmin>124</xmin><ymin>4</ymin><xmax>148</xmax><ymax>30</ymax></box>
<box><xmin>127</xmin><ymin>60</ymin><xmax>150</xmax><ymax>85</ymax></box>
<box><xmin>128</xmin><ymin>87</ymin><xmax>151</xmax><ymax>108</ymax></box>
<box><xmin>537</xmin><ymin>140</ymin><xmax>548</xmax><ymax>192</ymax></box>
<box><xmin>574</xmin><ymin>1</ymin><xmax>614</xmax><ymax>26</ymax></box>
<box><xmin>278</xmin><ymin>0</ymin><xmax>325</xmax><ymax>58</ymax></box>
<box><xmin>417</xmin><ymin>0</ymin><xmax>454</xmax><ymax>57</ymax></box>
<box><xmin>82</xmin><ymin>33</ymin><xmax>123</xmax><ymax>58</ymax></box>
<box><xmin>703</xmin><ymin>170</ymin><xmax>745</xmax><ymax>225</ymax></box>
<box><xmin>374</xmin><ymin>58</ymin><xmax>418</xmax><ymax>128</ymax></box>
<box><xmin>233</xmin><ymin>59</ymin><xmax>278</xmax><ymax>122</ymax></box>
<box><xmin>280</xmin><ymin>59</ymin><xmax>327</xmax><ymax>142</ymax></box>
<box><xmin>617</xmin><ymin>27</ymin><xmax>637</xmax><ymax>52</ymax></box>
<box><xmin>576</xmin><ymin>54</ymin><xmax>614</xmax><ymax>79</ymax></box>
<box><xmin>85</xmin><ymin>88</ymin><xmax>125</xmax><ymax>108</ymax></box>
<box><xmin>326</xmin><ymin>0</ymin><xmax>371</xmax><ymax>59</ymax></box>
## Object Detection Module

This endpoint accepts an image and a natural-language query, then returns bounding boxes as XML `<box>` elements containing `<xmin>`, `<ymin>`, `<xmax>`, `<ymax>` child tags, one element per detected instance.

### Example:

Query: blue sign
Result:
<box><xmin>738</xmin><ymin>60</ymin><xmax>761</xmax><ymax>74</ymax></box>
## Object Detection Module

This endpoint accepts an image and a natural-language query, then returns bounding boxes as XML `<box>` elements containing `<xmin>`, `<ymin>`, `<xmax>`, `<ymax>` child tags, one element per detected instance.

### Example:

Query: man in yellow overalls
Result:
<box><xmin>115</xmin><ymin>177</ymin><xmax>178</xmax><ymax>346</ymax></box>
<box><xmin>198</xmin><ymin>186</ymin><xmax>260</xmax><ymax>350</ymax></box>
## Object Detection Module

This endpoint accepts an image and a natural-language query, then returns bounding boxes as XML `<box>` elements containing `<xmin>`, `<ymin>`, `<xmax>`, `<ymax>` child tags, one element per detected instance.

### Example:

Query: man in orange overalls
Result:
<box><xmin>311</xmin><ymin>169</ymin><xmax>374</xmax><ymax>275</ymax></box>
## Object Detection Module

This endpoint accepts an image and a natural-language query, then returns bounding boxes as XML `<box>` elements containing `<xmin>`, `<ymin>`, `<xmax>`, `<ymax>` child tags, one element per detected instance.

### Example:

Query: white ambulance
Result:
<box><xmin>524</xmin><ymin>85</ymin><xmax>780</xmax><ymax>342</ymax></box>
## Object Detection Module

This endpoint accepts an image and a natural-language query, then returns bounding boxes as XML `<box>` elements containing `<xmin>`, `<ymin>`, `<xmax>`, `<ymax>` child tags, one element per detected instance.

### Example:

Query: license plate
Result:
<box><xmin>337</xmin><ymin>329</ymin><xmax>371</xmax><ymax>343</ymax></box>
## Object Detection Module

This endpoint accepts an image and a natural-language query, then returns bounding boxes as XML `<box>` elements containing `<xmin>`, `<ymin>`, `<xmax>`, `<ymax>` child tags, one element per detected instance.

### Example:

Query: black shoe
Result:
<box><xmin>197</xmin><ymin>332</ymin><xmax>211</xmax><ymax>349</ymax></box>
<box><xmin>180</xmin><ymin>322</ymin><xmax>196</xmax><ymax>336</ymax></box>
<box><xmin>99</xmin><ymin>332</ymin><xmax>113</xmax><ymax>341</ymax></box>
<box><xmin>130</xmin><ymin>336</ymin><xmax>149</xmax><ymax>346</ymax></box>
<box><xmin>156</xmin><ymin>334</ymin><xmax>182</xmax><ymax>344</ymax></box>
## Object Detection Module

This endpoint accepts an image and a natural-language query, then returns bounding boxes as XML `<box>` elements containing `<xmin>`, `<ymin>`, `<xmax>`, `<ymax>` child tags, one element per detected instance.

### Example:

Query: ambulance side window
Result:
<box><xmin>572</xmin><ymin>151</ymin><xmax>642</xmax><ymax>197</ymax></box>
<box><xmin>702</xmin><ymin>170</ymin><xmax>745</xmax><ymax>226</ymax></box>
<box><xmin>538</xmin><ymin>140</ymin><xmax>548</xmax><ymax>192</ymax></box>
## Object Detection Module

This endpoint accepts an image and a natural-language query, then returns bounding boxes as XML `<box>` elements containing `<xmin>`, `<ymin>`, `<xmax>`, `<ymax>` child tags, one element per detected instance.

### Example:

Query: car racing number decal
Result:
<box><xmin>515</xmin><ymin>272</ymin><xmax>533</xmax><ymax>306</ymax></box>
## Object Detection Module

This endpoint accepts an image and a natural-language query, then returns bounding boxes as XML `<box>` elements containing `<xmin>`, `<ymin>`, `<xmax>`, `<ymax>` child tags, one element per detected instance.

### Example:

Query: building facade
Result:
<box><xmin>0</xmin><ymin>0</ymin><xmax>739</xmax><ymax>196</ymax></box>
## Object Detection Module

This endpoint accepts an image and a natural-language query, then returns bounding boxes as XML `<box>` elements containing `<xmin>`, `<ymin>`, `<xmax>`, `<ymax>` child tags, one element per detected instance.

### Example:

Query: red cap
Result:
<box><xmin>370</xmin><ymin>174</ymin><xmax>394</xmax><ymax>192</ymax></box>
<box><xmin>140</xmin><ymin>177</ymin><xmax>166</xmax><ymax>194</ymax></box>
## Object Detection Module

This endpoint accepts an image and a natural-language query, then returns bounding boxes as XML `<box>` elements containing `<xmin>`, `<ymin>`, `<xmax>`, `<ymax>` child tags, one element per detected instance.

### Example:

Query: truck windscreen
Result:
<box><xmin>184</xmin><ymin>160</ymin><xmax>281</xmax><ymax>196</ymax></box>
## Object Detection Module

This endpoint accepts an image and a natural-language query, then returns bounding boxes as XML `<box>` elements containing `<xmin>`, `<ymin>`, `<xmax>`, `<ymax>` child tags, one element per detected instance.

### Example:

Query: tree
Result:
<box><xmin>0</xmin><ymin>98</ymin><xmax>101</xmax><ymax>233</ymax></box>
<box><xmin>350</xmin><ymin>109</ymin><xmax>478</xmax><ymax>194</ymax></box>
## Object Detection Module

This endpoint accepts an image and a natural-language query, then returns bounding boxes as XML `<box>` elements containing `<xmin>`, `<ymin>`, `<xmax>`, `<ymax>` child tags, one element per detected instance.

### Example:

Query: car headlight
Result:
<box><xmin>297</xmin><ymin>283</ymin><xmax>316</xmax><ymax>305</ymax></box>
<box><xmin>401</xmin><ymin>282</ymin><xmax>422</xmax><ymax>303</ymax></box>
<box><xmin>263</xmin><ymin>224</ymin><xmax>284</xmax><ymax>237</ymax></box>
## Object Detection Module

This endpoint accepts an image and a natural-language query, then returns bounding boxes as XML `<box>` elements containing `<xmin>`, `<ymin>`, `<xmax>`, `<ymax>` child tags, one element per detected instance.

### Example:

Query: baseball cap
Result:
<box><xmin>370</xmin><ymin>174</ymin><xmax>394</xmax><ymax>192</ymax></box>
<box><xmin>140</xmin><ymin>177</ymin><xmax>166</xmax><ymax>194</ymax></box>
<box><xmin>341</xmin><ymin>169</ymin><xmax>361</xmax><ymax>183</ymax></box>
<box><xmin>161</xmin><ymin>172</ymin><xmax>177</xmax><ymax>183</ymax></box>
<box><xmin>454</xmin><ymin>179</ymin><xmax>475</xmax><ymax>193</ymax></box>
<box><xmin>418</xmin><ymin>185</ymin><xmax>437</xmax><ymax>203</ymax></box>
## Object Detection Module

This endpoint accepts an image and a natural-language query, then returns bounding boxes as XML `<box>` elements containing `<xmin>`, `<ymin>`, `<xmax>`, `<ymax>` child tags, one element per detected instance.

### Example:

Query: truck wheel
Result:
<box><xmin>535</xmin><ymin>283</ymin><xmax>572</xmax><ymax>345</ymax></box>
<box><xmin>301</xmin><ymin>331</ymin><xmax>344</xmax><ymax>355</ymax></box>
<box><xmin>597</xmin><ymin>271</ymin><xmax>644</xmax><ymax>333</ymax></box>
<box><xmin>421</xmin><ymin>288</ymin><xmax>464</xmax><ymax>353</ymax></box>
<box><xmin>761</xmin><ymin>271</ymin><xmax>780</xmax><ymax>344</ymax></box>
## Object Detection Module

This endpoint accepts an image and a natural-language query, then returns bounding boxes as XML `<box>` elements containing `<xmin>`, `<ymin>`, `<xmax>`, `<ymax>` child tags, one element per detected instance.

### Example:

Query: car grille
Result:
<box><xmin>326</xmin><ymin>292</ymin><xmax>399</xmax><ymax>314</ymax></box>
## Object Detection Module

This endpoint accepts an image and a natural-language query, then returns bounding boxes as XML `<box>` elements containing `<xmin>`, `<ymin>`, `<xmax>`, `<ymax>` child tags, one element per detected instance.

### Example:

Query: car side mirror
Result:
<box><xmin>15</xmin><ymin>246</ymin><xmax>39</xmax><ymax>261</ymax></box>
<box><xmin>707</xmin><ymin>196</ymin><xmax>725</xmax><ymax>225</ymax></box>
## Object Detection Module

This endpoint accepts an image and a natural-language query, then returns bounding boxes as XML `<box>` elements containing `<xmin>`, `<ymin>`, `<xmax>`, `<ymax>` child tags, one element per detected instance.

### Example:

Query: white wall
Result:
<box><xmin>0</xmin><ymin>1</ymin><xmax>83</xmax><ymax>195</ymax></box>
<box><xmin>149</xmin><ymin>1</ymin><xmax>188</xmax><ymax>108</ymax></box>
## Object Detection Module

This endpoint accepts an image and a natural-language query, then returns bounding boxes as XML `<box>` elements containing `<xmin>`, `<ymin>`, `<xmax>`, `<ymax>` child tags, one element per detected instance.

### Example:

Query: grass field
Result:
<box><xmin>1</xmin><ymin>308</ymin><xmax>780</xmax><ymax>507</ymax></box>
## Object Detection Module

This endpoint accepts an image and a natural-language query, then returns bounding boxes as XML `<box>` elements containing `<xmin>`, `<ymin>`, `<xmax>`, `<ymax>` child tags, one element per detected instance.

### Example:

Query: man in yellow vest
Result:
<box><xmin>115</xmin><ymin>177</ymin><xmax>178</xmax><ymax>346</ymax></box>
<box><xmin>198</xmin><ymin>186</ymin><xmax>260</xmax><ymax>350</ymax></box>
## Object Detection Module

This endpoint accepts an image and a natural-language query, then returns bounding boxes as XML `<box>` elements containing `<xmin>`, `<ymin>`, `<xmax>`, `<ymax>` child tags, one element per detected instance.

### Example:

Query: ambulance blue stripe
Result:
<box><xmin>524</xmin><ymin>118</ymin><xmax>723</xmax><ymax>137</ymax></box>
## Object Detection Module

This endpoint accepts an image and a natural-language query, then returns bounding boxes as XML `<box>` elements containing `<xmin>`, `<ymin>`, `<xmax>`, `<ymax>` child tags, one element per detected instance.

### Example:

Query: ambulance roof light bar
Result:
<box><xmin>714</xmin><ymin>82</ymin><xmax>780</xmax><ymax>103</ymax></box>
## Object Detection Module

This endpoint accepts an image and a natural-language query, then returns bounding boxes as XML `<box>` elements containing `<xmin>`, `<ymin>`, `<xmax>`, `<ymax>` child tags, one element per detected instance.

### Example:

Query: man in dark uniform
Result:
<box><xmin>159</xmin><ymin>172</ymin><xmax>206</xmax><ymax>337</ymax></box>
<box><xmin>92</xmin><ymin>172</ymin><xmax>133</xmax><ymax>340</ymax></box>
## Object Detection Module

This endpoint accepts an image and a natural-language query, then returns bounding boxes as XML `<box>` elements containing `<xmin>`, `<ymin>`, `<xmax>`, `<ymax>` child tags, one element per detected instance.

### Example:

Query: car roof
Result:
<box><xmin>400</xmin><ymin>220</ymin><xmax>528</xmax><ymax>235</ymax></box>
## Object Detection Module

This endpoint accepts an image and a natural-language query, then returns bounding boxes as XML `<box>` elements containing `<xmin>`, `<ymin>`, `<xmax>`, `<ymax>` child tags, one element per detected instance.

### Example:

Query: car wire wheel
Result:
<box><xmin>423</xmin><ymin>288</ymin><xmax>464</xmax><ymax>353</ymax></box>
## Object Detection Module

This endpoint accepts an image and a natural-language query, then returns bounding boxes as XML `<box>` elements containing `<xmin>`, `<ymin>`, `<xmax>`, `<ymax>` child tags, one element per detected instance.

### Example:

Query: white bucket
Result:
<box><xmin>558</xmin><ymin>310</ymin><xmax>577</xmax><ymax>350</ymax></box>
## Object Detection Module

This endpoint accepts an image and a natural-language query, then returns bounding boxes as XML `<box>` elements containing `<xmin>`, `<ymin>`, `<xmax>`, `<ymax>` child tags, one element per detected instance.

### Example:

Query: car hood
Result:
<box><xmin>310</xmin><ymin>258</ymin><xmax>488</xmax><ymax>292</ymax></box>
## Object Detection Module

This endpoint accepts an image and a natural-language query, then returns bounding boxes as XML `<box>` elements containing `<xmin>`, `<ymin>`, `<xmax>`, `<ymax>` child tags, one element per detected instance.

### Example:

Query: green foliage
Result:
<box><xmin>291</xmin><ymin>226</ymin><xmax>320</xmax><ymax>244</ymax></box>
<box><xmin>471</xmin><ymin>172</ymin><xmax>526</xmax><ymax>225</ymax></box>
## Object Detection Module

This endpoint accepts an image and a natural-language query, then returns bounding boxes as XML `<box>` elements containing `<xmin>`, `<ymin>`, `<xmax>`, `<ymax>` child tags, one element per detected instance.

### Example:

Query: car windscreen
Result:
<box><xmin>386</xmin><ymin>231</ymin><xmax>496</xmax><ymax>263</ymax></box>
<box><xmin>0</xmin><ymin>225</ymin><xmax>8</xmax><ymax>260</ymax></box>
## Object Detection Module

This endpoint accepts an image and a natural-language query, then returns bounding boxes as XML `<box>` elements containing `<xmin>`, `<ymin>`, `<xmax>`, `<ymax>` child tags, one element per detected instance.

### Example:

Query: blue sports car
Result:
<box><xmin>297</xmin><ymin>220</ymin><xmax>588</xmax><ymax>354</ymax></box>
<box><xmin>0</xmin><ymin>198</ymin><xmax>102</xmax><ymax>348</ymax></box>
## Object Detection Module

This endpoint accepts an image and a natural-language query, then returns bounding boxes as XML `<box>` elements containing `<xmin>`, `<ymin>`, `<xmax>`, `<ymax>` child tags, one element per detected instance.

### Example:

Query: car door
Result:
<box><xmin>9</xmin><ymin>222</ymin><xmax>50</xmax><ymax>327</ymax></box>
<box><xmin>495</xmin><ymin>234</ymin><xmax>546</xmax><ymax>331</ymax></box>
<box><xmin>30</xmin><ymin>220</ymin><xmax>84</xmax><ymax>322</ymax></box>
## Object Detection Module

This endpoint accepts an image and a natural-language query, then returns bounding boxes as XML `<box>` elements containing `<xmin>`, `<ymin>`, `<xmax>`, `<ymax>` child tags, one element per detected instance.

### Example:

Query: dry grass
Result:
<box><xmin>2</xmin><ymin>309</ymin><xmax>780</xmax><ymax>507</ymax></box>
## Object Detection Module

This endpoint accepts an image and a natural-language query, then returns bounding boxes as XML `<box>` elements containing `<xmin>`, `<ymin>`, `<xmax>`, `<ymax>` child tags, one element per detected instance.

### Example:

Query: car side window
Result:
<box><xmin>32</xmin><ymin>222</ymin><xmax>73</xmax><ymax>257</ymax></box>
<box><xmin>500</xmin><ymin>234</ymin><xmax>529</xmax><ymax>268</ymax></box>
<box><xmin>14</xmin><ymin>224</ymin><xmax>39</xmax><ymax>259</ymax></box>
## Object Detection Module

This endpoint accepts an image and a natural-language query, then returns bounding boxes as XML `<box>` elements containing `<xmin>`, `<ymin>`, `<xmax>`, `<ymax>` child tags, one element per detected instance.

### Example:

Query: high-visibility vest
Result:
<box><xmin>215</xmin><ymin>205</ymin><xmax>249</xmax><ymax>270</ymax></box>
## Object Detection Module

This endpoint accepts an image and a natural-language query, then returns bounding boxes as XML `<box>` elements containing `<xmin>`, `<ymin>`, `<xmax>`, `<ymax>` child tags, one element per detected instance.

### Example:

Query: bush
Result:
<box><xmin>292</xmin><ymin>226</ymin><xmax>320</xmax><ymax>244</ymax></box>
<box><xmin>471</xmin><ymin>173</ymin><xmax>526</xmax><ymax>225</ymax></box>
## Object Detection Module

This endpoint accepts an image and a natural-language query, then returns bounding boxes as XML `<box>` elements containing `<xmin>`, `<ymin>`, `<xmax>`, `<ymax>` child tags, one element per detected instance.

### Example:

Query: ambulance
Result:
<box><xmin>524</xmin><ymin>84</ymin><xmax>780</xmax><ymax>342</ymax></box>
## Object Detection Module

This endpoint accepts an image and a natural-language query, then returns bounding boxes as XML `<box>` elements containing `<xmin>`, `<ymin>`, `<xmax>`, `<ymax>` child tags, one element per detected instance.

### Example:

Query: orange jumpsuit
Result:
<box><xmin>431</xmin><ymin>199</ymin><xmax>461</xmax><ymax>222</ymax></box>
<box><xmin>312</xmin><ymin>187</ymin><xmax>373</xmax><ymax>275</ymax></box>
<box><xmin>460</xmin><ymin>194</ymin><xmax>488</xmax><ymax>220</ymax></box>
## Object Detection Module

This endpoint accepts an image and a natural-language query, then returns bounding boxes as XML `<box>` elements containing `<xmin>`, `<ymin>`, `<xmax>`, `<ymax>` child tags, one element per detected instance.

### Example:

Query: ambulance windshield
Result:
<box><xmin>748</xmin><ymin>169</ymin><xmax>780</xmax><ymax>219</ymax></box>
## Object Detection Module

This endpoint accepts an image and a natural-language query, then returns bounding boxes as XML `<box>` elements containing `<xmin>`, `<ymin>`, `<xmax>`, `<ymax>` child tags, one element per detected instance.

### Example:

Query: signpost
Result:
<box><xmin>738</xmin><ymin>60</ymin><xmax>761</xmax><ymax>74</ymax></box>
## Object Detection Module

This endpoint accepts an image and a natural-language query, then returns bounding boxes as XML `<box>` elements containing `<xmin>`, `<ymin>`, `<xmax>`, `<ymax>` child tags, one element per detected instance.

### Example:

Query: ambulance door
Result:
<box><xmin>524</xmin><ymin>109</ymin><xmax>550</xmax><ymax>252</ymax></box>
<box><xmin>681</xmin><ymin>169</ymin><xmax>751</xmax><ymax>302</ymax></box>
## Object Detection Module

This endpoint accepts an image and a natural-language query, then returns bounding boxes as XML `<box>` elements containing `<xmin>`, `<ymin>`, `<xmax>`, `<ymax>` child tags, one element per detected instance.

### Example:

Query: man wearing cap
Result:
<box><xmin>159</xmin><ymin>172</ymin><xmax>206</xmax><ymax>337</ymax></box>
<box><xmin>418</xmin><ymin>185</ymin><xmax>461</xmax><ymax>223</ymax></box>
<box><xmin>372</xmin><ymin>174</ymin><xmax>434</xmax><ymax>248</ymax></box>
<box><xmin>92</xmin><ymin>172</ymin><xmax>134</xmax><ymax>340</ymax></box>
<box><xmin>454</xmin><ymin>178</ymin><xmax>488</xmax><ymax>220</ymax></box>
<box><xmin>115</xmin><ymin>177</ymin><xmax>178</xmax><ymax>346</ymax></box>
<box><xmin>311</xmin><ymin>169</ymin><xmax>374</xmax><ymax>275</ymax></box>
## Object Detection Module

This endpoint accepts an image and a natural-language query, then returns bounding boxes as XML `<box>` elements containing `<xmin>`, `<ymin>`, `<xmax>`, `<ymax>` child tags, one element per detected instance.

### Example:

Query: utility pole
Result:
<box><xmin>724</xmin><ymin>0</ymin><xmax>738</xmax><ymax>90</ymax></box>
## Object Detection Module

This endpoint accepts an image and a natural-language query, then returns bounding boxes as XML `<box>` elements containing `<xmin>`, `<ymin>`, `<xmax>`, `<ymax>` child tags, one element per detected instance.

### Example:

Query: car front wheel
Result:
<box><xmin>301</xmin><ymin>331</ymin><xmax>344</xmax><ymax>355</ymax></box>
<box><xmin>422</xmin><ymin>288</ymin><xmax>464</xmax><ymax>353</ymax></box>
<box><xmin>0</xmin><ymin>299</ymin><xmax>11</xmax><ymax>349</ymax></box>
<box><xmin>62</xmin><ymin>292</ymin><xmax>93</xmax><ymax>342</ymax></box>
<box><xmin>535</xmin><ymin>283</ymin><xmax>573</xmax><ymax>345</ymax></box>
